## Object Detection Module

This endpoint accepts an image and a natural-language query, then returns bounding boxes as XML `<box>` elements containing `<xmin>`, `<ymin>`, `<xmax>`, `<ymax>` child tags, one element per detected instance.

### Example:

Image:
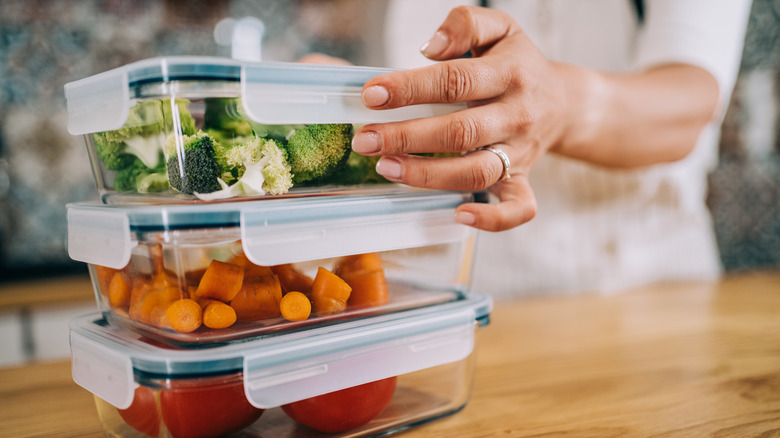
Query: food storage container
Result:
<box><xmin>68</xmin><ymin>189</ymin><xmax>483</xmax><ymax>345</ymax></box>
<box><xmin>70</xmin><ymin>291</ymin><xmax>492</xmax><ymax>438</ymax></box>
<box><xmin>64</xmin><ymin>56</ymin><xmax>464</xmax><ymax>204</ymax></box>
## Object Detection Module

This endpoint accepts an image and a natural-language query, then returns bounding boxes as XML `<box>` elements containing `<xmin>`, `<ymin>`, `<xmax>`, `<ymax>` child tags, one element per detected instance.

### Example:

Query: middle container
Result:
<box><xmin>68</xmin><ymin>189</ymin><xmax>482</xmax><ymax>345</ymax></box>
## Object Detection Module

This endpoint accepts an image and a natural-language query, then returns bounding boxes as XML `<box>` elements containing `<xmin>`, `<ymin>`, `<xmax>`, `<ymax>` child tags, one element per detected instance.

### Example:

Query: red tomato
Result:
<box><xmin>282</xmin><ymin>376</ymin><xmax>397</xmax><ymax>433</ymax></box>
<box><xmin>117</xmin><ymin>386</ymin><xmax>160</xmax><ymax>437</ymax></box>
<box><xmin>160</xmin><ymin>376</ymin><xmax>263</xmax><ymax>438</ymax></box>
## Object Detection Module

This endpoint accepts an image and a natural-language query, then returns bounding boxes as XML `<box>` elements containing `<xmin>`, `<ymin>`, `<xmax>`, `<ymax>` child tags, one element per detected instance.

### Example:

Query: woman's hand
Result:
<box><xmin>351</xmin><ymin>6</ymin><xmax>719</xmax><ymax>232</ymax></box>
<box><xmin>352</xmin><ymin>6</ymin><xmax>577</xmax><ymax>232</ymax></box>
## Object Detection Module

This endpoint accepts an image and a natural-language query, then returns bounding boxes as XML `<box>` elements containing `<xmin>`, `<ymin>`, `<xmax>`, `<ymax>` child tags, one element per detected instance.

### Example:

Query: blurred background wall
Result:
<box><xmin>0</xmin><ymin>0</ymin><xmax>777</xmax><ymax>282</ymax></box>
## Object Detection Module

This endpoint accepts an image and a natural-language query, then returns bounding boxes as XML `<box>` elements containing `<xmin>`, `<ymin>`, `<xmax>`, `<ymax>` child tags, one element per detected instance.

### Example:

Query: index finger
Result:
<box><xmin>361</xmin><ymin>6</ymin><xmax>522</xmax><ymax>109</ymax></box>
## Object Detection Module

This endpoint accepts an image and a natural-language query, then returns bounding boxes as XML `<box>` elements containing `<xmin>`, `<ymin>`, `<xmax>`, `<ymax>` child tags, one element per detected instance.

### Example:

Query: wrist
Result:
<box><xmin>551</xmin><ymin>62</ymin><xmax>610</xmax><ymax>160</ymax></box>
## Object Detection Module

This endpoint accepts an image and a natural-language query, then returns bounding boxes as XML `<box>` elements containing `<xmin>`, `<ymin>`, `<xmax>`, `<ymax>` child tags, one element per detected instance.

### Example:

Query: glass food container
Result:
<box><xmin>70</xmin><ymin>291</ymin><xmax>492</xmax><ymax>438</ymax></box>
<box><xmin>64</xmin><ymin>56</ymin><xmax>464</xmax><ymax>204</ymax></box>
<box><xmin>68</xmin><ymin>189</ymin><xmax>483</xmax><ymax>345</ymax></box>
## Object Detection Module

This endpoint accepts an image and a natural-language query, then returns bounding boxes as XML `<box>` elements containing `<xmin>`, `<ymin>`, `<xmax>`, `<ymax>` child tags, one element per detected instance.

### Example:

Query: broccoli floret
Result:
<box><xmin>307</xmin><ymin>151</ymin><xmax>388</xmax><ymax>186</ymax></box>
<box><xmin>135</xmin><ymin>172</ymin><xmax>169</xmax><ymax>193</ymax></box>
<box><xmin>203</xmin><ymin>98</ymin><xmax>253</xmax><ymax>146</ymax></box>
<box><xmin>113</xmin><ymin>157</ymin><xmax>167</xmax><ymax>193</ymax></box>
<box><xmin>282</xmin><ymin>124</ymin><xmax>353</xmax><ymax>184</ymax></box>
<box><xmin>94</xmin><ymin>99</ymin><xmax>196</xmax><ymax>171</ymax></box>
<box><xmin>196</xmin><ymin>137</ymin><xmax>293</xmax><ymax>200</ymax></box>
<box><xmin>166</xmin><ymin>132</ymin><xmax>222</xmax><ymax>194</ymax></box>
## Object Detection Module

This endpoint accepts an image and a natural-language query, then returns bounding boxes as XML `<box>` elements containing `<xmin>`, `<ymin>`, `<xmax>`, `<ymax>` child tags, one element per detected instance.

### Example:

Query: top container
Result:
<box><xmin>65</xmin><ymin>56</ymin><xmax>464</xmax><ymax>204</ymax></box>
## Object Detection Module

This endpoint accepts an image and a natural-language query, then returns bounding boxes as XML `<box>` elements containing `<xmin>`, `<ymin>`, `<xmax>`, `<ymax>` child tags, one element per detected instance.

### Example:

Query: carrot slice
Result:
<box><xmin>272</xmin><ymin>264</ymin><xmax>314</xmax><ymax>295</ymax></box>
<box><xmin>165</xmin><ymin>299</ymin><xmax>203</xmax><ymax>333</ymax></box>
<box><xmin>108</xmin><ymin>272</ymin><xmax>132</xmax><ymax>309</ymax></box>
<box><xmin>230</xmin><ymin>275</ymin><xmax>283</xmax><ymax>321</ymax></box>
<box><xmin>280</xmin><ymin>292</ymin><xmax>312</xmax><ymax>322</ymax></box>
<box><xmin>203</xmin><ymin>302</ymin><xmax>237</xmax><ymax>329</ymax></box>
<box><xmin>195</xmin><ymin>260</ymin><xmax>244</xmax><ymax>302</ymax></box>
<box><xmin>94</xmin><ymin>265</ymin><xmax>120</xmax><ymax>297</ymax></box>
<box><xmin>310</xmin><ymin>267</ymin><xmax>352</xmax><ymax>316</ymax></box>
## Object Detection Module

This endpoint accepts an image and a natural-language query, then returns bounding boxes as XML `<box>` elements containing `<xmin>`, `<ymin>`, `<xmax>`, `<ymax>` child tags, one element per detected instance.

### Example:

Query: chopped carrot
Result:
<box><xmin>165</xmin><ymin>299</ymin><xmax>203</xmax><ymax>333</ymax></box>
<box><xmin>195</xmin><ymin>260</ymin><xmax>245</xmax><ymax>302</ymax></box>
<box><xmin>132</xmin><ymin>286</ymin><xmax>182</xmax><ymax>327</ymax></box>
<box><xmin>313</xmin><ymin>296</ymin><xmax>348</xmax><ymax>315</ymax></box>
<box><xmin>245</xmin><ymin>264</ymin><xmax>274</xmax><ymax>279</ymax></box>
<box><xmin>230</xmin><ymin>275</ymin><xmax>283</xmax><ymax>321</ymax></box>
<box><xmin>280</xmin><ymin>292</ymin><xmax>312</xmax><ymax>322</ymax></box>
<box><xmin>343</xmin><ymin>270</ymin><xmax>389</xmax><ymax>308</ymax></box>
<box><xmin>94</xmin><ymin>265</ymin><xmax>120</xmax><ymax>297</ymax></box>
<box><xmin>334</xmin><ymin>253</ymin><xmax>384</xmax><ymax>278</ymax></box>
<box><xmin>310</xmin><ymin>267</ymin><xmax>352</xmax><ymax>316</ymax></box>
<box><xmin>203</xmin><ymin>302</ymin><xmax>237</xmax><ymax>329</ymax></box>
<box><xmin>335</xmin><ymin>253</ymin><xmax>389</xmax><ymax>308</ymax></box>
<box><xmin>272</xmin><ymin>264</ymin><xmax>314</xmax><ymax>294</ymax></box>
<box><xmin>108</xmin><ymin>272</ymin><xmax>132</xmax><ymax>309</ymax></box>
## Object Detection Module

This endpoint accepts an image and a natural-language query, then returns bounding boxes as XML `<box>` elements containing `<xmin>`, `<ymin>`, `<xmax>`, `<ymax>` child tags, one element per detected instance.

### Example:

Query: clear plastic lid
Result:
<box><xmin>70</xmin><ymin>292</ymin><xmax>492</xmax><ymax>409</ymax></box>
<box><xmin>67</xmin><ymin>189</ymin><xmax>481</xmax><ymax>269</ymax></box>
<box><xmin>64</xmin><ymin>56</ymin><xmax>465</xmax><ymax>135</ymax></box>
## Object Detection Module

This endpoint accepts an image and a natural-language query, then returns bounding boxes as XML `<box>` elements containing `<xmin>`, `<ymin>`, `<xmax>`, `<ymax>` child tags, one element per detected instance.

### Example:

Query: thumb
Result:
<box><xmin>420</xmin><ymin>6</ymin><xmax>521</xmax><ymax>60</ymax></box>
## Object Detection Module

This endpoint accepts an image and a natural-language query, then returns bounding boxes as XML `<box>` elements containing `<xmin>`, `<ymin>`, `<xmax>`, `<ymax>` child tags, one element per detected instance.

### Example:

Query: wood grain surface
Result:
<box><xmin>0</xmin><ymin>271</ymin><xmax>778</xmax><ymax>437</ymax></box>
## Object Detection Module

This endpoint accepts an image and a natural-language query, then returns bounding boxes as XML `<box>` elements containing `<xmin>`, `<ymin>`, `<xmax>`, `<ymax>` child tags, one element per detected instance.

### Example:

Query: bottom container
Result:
<box><xmin>70</xmin><ymin>292</ymin><xmax>492</xmax><ymax>437</ymax></box>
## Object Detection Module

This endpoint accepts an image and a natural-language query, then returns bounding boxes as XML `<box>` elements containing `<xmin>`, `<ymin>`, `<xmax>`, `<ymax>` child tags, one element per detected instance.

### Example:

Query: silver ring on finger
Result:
<box><xmin>478</xmin><ymin>146</ymin><xmax>511</xmax><ymax>182</ymax></box>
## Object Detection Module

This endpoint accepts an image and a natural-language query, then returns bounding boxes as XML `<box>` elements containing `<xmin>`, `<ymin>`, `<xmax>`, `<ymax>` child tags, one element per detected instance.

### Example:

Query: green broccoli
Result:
<box><xmin>113</xmin><ymin>157</ymin><xmax>168</xmax><ymax>193</ymax></box>
<box><xmin>166</xmin><ymin>132</ymin><xmax>222</xmax><ymax>194</ymax></box>
<box><xmin>282</xmin><ymin>124</ymin><xmax>353</xmax><ymax>184</ymax></box>
<box><xmin>195</xmin><ymin>137</ymin><xmax>293</xmax><ymax>200</ymax></box>
<box><xmin>203</xmin><ymin>98</ymin><xmax>253</xmax><ymax>146</ymax></box>
<box><xmin>95</xmin><ymin>99</ymin><xmax>196</xmax><ymax>171</ymax></box>
<box><xmin>304</xmin><ymin>151</ymin><xmax>388</xmax><ymax>186</ymax></box>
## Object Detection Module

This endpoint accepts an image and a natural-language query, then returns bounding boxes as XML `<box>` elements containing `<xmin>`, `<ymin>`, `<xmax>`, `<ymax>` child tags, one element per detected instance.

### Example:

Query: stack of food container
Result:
<box><xmin>65</xmin><ymin>56</ymin><xmax>492</xmax><ymax>437</ymax></box>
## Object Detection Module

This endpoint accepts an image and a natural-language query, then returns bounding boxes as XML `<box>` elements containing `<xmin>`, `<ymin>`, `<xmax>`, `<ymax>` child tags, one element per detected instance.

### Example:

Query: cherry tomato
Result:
<box><xmin>282</xmin><ymin>376</ymin><xmax>397</xmax><ymax>433</ymax></box>
<box><xmin>117</xmin><ymin>386</ymin><xmax>159</xmax><ymax>437</ymax></box>
<box><xmin>160</xmin><ymin>375</ymin><xmax>263</xmax><ymax>438</ymax></box>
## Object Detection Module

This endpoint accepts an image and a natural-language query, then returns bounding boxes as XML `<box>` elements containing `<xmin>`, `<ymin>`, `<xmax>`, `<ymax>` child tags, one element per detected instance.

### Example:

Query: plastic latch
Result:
<box><xmin>243</xmin><ymin>313</ymin><xmax>476</xmax><ymax>408</ymax></box>
<box><xmin>70</xmin><ymin>331</ymin><xmax>136</xmax><ymax>409</ymax></box>
<box><xmin>65</xmin><ymin>67</ymin><xmax>130</xmax><ymax>135</ymax></box>
<box><xmin>67</xmin><ymin>207</ymin><xmax>134</xmax><ymax>269</ymax></box>
<box><xmin>241</xmin><ymin>208</ymin><xmax>474</xmax><ymax>266</ymax></box>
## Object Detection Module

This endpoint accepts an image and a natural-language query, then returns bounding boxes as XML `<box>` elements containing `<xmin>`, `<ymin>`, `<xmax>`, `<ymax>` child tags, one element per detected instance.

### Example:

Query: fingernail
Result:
<box><xmin>455</xmin><ymin>211</ymin><xmax>476</xmax><ymax>226</ymax></box>
<box><xmin>376</xmin><ymin>157</ymin><xmax>403</xmax><ymax>180</ymax></box>
<box><xmin>352</xmin><ymin>131</ymin><xmax>382</xmax><ymax>154</ymax></box>
<box><xmin>420</xmin><ymin>31</ymin><xmax>449</xmax><ymax>57</ymax></box>
<box><xmin>362</xmin><ymin>85</ymin><xmax>390</xmax><ymax>107</ymax></box>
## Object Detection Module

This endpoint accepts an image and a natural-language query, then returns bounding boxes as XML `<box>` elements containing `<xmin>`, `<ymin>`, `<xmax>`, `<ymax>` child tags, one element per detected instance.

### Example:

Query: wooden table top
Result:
<box><xmin>1</xmin><ymin>271</ymin><xmax>779</xmax><ymax>437</ymax></box>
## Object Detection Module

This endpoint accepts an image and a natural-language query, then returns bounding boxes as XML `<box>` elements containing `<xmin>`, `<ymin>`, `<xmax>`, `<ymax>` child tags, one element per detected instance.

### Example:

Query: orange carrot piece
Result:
<box><xmin>272</xmin><ymin>264</ymin><xmax>314</xmax><ymax>294</ymax></box>
<box><xmin>280</xmin><ymin>292</ymin><xmax>312</xmax><ymax>322</ymax></box>
<box><xmin>334</xmin><ymin>253</ymin><xmax>384</xmax><ymax>278</ymax></box>
<box><xmin>94</xmin><ymin>265</ymin><xmax>120</xmax><ymax>297</ymax></box>
<box><xmin>230</xmin><ymin>275</ymin><xmax>283</xmax><ymax>321</ymax></box>
<box><xmin>108</xmin><ymin>272</ymin><xmax>132</xmax><ymax>309</ymax></box>
<box><xmin>195</xmin><ymin>260</ymin><xmax>244</xmax><ymax>302</ymax></box>
<box><xmin>132</xmin><ymin>286</ymin><xmax>182</xmax><ymax>327</ymax></box>
<box><xmin>165</xmin><ymin>299</ymin><xmax>203</xmax><ymax>333</ymax></box>
<box><xmin>310</xmin><ymin>267</ymin><xmax>352</xmax><ymax>316</ymax></box>
<box><xmin>245</xmin><ymin>264</ymin><xmax>274</xmax><ymax>279</ymax></box>
<box><xmin>203</xmin><ymin>302</ymin><xmax>237</xmax><ymax>329</ymax></box>
<box><xmin>312</xmin><ymin>296</ymin><xmax>348</xmax><ymax>316</ymax></box>
<box><xmin>343</xmin><ymin>270</ymin><xmax>389</xmax><ymax>308</ymax></box>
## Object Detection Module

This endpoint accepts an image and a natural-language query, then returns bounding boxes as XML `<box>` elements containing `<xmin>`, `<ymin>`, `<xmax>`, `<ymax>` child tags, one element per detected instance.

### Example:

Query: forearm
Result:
<box><xmin>555</xmin><ymin>63</ymin><xmax>720</xmax><ymax>168</ymax></box>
